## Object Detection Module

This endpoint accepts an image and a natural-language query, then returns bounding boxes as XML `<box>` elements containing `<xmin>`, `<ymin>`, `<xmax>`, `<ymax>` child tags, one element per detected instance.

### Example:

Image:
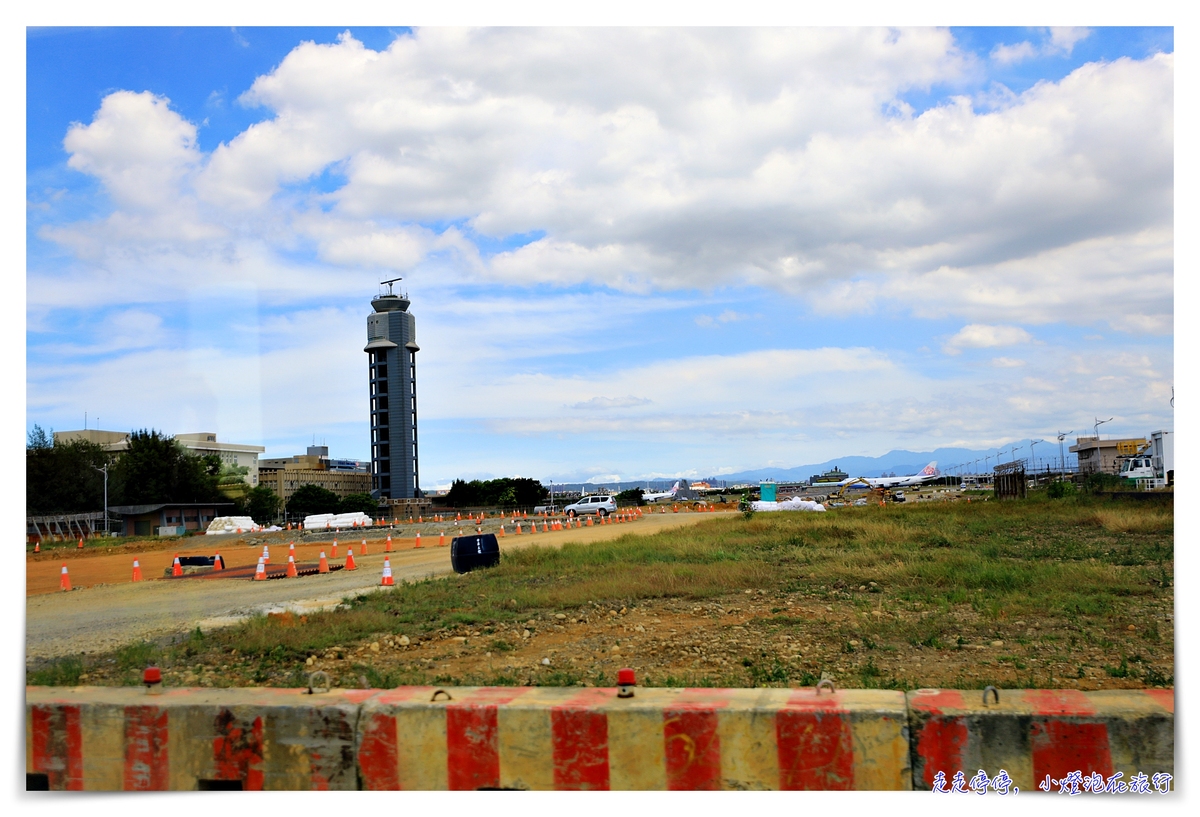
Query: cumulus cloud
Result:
<box><xmin>64</xmin><ymin>91</ymin><xmax>200</xmax><ymax>210</ymax></box>
<box><xmin>943</xmin><ymin>324</ymin><xmax>1033</xmax><ymax>355</ymax></box>
<box><xmin>43</xmin><ymin>31</ymin><xmax>1171</xmax><ymax>335</ymax></box>
<box><xmin>991</xmin><ymin>27</ymin><xmax>1092</xmax><ymax>65</ymax></box>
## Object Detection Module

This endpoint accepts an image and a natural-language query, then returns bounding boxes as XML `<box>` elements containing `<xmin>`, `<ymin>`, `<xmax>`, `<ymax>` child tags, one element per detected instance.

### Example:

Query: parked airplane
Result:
<box><xmin>642</xmin><ymin>481</ymin><xmax>681</xmax><ymax>502</ymax></box>
<box><xmin>813</xmin><ymin>462</ymin><xmax>940</xmax><ymax>490</ymax></box>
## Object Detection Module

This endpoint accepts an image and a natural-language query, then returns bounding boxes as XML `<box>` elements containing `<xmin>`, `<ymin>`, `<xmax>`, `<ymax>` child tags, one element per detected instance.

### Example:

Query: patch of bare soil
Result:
<box><xmin>72</xmin><ymin>586</ymin><xmax>1174</xmax><ymax>693</ymax></box>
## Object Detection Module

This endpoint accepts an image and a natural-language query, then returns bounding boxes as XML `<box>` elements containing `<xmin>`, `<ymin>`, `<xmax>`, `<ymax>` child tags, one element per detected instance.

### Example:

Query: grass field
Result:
<box><xmin>30</xmin><ymin>493</ymin><xmax>1173</xmax><ymax>691</ymax></box>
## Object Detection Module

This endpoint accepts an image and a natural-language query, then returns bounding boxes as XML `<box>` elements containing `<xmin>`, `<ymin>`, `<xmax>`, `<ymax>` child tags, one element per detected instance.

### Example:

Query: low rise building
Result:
<box><xmin>258</xmin><ymin>446</ymin><xmax>372</xmax><ymax>507</ymax></box>
<box><xmin>109</xmin><ymin>502</ymin><xmax>235</xmax><ymax>537</ymax></box>
<box><xmin>53</xmin><ymin>429</ymin><xmax>265</xmax><ymax>486</ymax></box>
<box><xmin>1069</xmin><ymin>436</ymin><xmax>1150</xmax><ymax>476</ymax></box>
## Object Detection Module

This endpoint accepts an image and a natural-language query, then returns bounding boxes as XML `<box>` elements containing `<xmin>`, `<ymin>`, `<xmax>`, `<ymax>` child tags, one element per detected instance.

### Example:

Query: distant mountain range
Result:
<box><xmin>705</xmin><ymin>447</ymin><xmax>1001</xmax><ymax>484</ymax></box>
<box><xmin>548</xmin><ymin>447</ymin><xmax>1052</xmax><ymax>493</ymax></box>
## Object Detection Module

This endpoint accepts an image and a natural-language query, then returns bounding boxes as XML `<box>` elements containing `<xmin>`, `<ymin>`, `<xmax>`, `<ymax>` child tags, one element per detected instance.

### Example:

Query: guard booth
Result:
<box><xmin>760</xmin><ymin>481</ymin><xmax>777</xmax><ymax>502</ymax></box>
<box><xmin>993</xmin><ymin>462</ymin><xmax>1027</xmax><ymax>500</ymax></box>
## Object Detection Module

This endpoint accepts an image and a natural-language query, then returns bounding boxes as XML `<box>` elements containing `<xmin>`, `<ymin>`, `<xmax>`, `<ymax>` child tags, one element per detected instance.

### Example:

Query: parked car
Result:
<box><xmin>532</xmin><ymin>504</ymin><xmax>561</xmax><ymax>514</ymax></box>
<box><xmin>564</xmin><ymin>495</ymin><xmax>617</xmax><ymax>517</ymax></box>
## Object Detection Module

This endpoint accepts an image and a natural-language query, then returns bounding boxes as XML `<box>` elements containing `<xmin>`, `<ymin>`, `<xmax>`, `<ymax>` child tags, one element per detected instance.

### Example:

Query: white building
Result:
<box><xmin>52</xmin><ymin>429</ymin><xmax>265</xmax><ymax>486</ymax></box>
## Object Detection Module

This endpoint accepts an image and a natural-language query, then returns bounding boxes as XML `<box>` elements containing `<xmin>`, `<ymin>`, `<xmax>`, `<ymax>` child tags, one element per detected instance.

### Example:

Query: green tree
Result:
<box><xmin>109</xmin><ymin>430</ymin><xmax>224</xmax><ymax>505</ymax></box>
<box><xmin>445</xmin><ymin>477</ymin><xmax>548</xmax><ymax>508</ymax></box>
<box><xmin>615</xmin><ymin>487</ymin><xmax>645</xmax><ymax>506</ymax></box>
<box><xmin>286</xmin><ymin>484</ymin><xmax>341</xmax><ymax>518</ymax></box>
<box><xmin>25</xmin><ymin>424</ymin><xmax>112</xmax><ymax>515</ymax></box>
<box><xmin>245</xmin><ymin>485</ymin><xmax>282</xmax><ymax>524</ymax></box>
<box><xmin>339</xmin><ymin>492</ymin><xmax>380</xmax><ymax>516</ymax></box>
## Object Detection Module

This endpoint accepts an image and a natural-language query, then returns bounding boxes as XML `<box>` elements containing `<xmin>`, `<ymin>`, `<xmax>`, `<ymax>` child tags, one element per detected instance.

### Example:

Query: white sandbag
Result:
<box><xmin>205</xmin><ymin>516</ymin><xmax>261</xmax><ymax>534</ymax></box>
<box><xmin>750</xmin><ymin>498</ymin><xmax>826</xmax><ymax>512</ymax></box>
<box><xmin>302</xmin><ymin>511</ymin><xmax>373</xmax><ymax>530</ymax></box>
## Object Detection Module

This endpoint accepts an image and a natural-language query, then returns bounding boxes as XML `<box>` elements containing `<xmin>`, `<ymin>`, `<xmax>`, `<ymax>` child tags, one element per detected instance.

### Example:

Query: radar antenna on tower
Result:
<box><xmin>379</xmin><ymin>277</ymin><xmax>407</xmax><ymax>298</ymax></box>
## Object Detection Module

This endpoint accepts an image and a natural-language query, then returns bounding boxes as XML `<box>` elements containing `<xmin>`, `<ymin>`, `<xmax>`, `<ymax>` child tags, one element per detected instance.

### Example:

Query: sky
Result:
<box><xmin>25</xmin><ymin>26</ymin><xmax>1175</xmax><ymax>489</ymax></box>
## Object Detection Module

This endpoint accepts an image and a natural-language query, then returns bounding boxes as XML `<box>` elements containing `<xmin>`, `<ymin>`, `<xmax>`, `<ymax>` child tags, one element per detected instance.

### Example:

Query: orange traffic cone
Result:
<box><xmin>587</xmin><ymin>517</ymin><xmax>593</xmax><ymax>526</ymax></box>
<box><xmin>439</xmin><ymin>532</ymin><xmax>446</xmax><ymax>547</ymax></box>
<box><xmin>286</xmin><ymin>555</ymin><xmax>298</xmax><ymax>578</ymax></box>
<box><xmin>262</xmin><ymin>545</ymin><xmax>270</xmax><ymax>564</ymax></box>
<box><xmin>77</xmin><ymin>538</ymin><xmax>84</xmax><ymax>550</ymax></box>
<box><xmin>253</xmin><ymin>558</ymin><xmax>266</xmax><ymax>581</ymax></box>
<box><xmin>515</xmin><ymin>523</ymin><xmax>522</xmax><ymax>535</ymax></box>
<box><xmin>213</xmin><ymin>553</ymin><xmax>224</xmax><ymax>571</ymax></box>
<box><xmin>499</xmin><ymin>525</ymin><xmax>505</xmax><ymax>537</ymax></box>
<box><xmin>34</xmin><ymin>541</ymin><xmax>40</xmax><ymax>553</ymax></box>
<box><xmin>318</xmin><ymin>551</ymin><xmax>329</xmax><ymax>573</ymax></box>
<box><xmin>415</xmin><ymin>532</ymin><xmax>422</xmax><ymax>548</ymax></box>
<box><xmin>419</xmin><ymin>515</ymin><xmax>423</xmax><ymax>523</ymax></box>
<box><xmin>172</xmin><ymin>554</ymin><xmax>183</xmax><ymax>577</ymax></box>
<box><xmin>543</xmin><ymin>521</ymin><xmax>549</xmax><ymax>532</ymax></box>
<box><xmin>361</xmin><ymin>538</ymin><xmax>368</xmax><ymax>555</ymax></box>
<box><xmin>332</xmin><ymin>539</ymin><xmax>338</xmax><ymax>558</ymax></box>
<box><xmin>381</xmin><ymin>557</ymin><xmax>394</xmax><ymax>586</ymax></box>
<box><xmin>60</xmin><ymin>563</ymin><xmax>71</xmax><ymax>591</ymax></box>
<box><xmin>132</xmin><ymin>559</ymin><xmax>143</xmax><ymax>582</ymax></box>
<box><xmin>345</xmin><ymin>549</ymin><xmax>357</xmax><ymax>571</ymax></box>
<box><xmin>456</xmin><ymin>513</ymin><xmax>461</xmax><ymax>521</ymax></box>
<box><xmin>386</xmin><ymin>534</ymin><xmax>392</xmax><ymax>552</ymax></box>
<box><xmin>289</xmin><ymin>541</ymin><xmax>296</xmax><ymax>561</ymax></box>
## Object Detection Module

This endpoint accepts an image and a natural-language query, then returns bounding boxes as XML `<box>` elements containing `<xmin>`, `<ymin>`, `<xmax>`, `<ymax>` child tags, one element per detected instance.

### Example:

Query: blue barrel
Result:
<box><xmin>450</xmin><ymin>533</ymin><xmax>501</xmax><ymax>574</ymax></box>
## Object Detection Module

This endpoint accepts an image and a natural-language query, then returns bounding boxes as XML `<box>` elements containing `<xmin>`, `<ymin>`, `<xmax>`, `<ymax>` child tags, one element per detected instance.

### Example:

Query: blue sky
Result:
<box><xmin>26</xmin><ymin>27</ymin><xmax>1174</xmax><ymax>488</ymax></box>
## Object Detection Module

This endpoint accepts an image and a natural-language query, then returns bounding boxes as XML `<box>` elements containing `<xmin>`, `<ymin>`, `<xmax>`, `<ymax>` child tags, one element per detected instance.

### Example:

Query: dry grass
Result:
<box><xmin>30</xmin><ymin>492</ymin><xmax>1173</xmax><ymax>689</ymax></box>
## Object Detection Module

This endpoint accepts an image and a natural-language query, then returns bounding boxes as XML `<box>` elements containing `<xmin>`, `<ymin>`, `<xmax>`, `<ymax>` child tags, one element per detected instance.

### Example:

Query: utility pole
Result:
<box><xmin>1094</xmin><ymin>417</ymin><xmax>1112</xmax><ymax>439</ymax></box>
<box><xmin>92</xmin><ymin>461</ymin><xmax>109</xmax><ymax>535</ymax></box>
<box><xmin>1030</xmin><ymin>439</ymin><xmax>1044</xmax><ymax>470</ymax></box>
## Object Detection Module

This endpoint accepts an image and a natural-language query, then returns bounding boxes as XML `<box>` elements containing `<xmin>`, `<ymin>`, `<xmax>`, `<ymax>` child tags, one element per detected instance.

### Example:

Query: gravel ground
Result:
<box><xmin>26</xmin><ymin>511</ymin><xmax>726</xmax><ymax>661</ymax></box>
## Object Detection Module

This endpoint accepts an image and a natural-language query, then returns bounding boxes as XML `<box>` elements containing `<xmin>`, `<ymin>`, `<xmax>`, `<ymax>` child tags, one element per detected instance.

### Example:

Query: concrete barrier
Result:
<box><xmin>358</xmin><ymin>685</ymin><xmax>910</xmax><ymax>790</ymax></box>
<box><xmin>26</xmin><ymin>685</ymin><xmax>1173</xmax><ymax>791</ymax></box>
<box><xmin>26</xmin><ymin>687</ymin><xmax>372</xmax><ymax>790</ymax></box>
<box><xmin>907</xmin><ymin>688</ymin><xmax>1174</xmax><ymax>793</ymax></box>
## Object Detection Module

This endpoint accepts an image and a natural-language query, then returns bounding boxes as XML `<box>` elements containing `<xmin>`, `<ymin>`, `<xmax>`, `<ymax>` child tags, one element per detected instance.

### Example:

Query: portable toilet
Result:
<box><xmin>760</xmin><ymin>481</ymin><xmax>777</xmax><ymax>502</ymax></box>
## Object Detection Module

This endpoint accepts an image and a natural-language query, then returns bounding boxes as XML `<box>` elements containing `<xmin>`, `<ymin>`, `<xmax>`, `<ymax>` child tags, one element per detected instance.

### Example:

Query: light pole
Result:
<box><xmin>1057</xmin><ymin>431</ymin><xmax>1072</xmax><ymax>474</ymax></box>
<box><xmin>1091</xmin><ymin>418</ymin><xmax>1113</xmax><ymax>475</ymax></box>
<box><xmin>1029</xmin><ymin>439</ymin><xmax>1044</xmax><ymax>470</ymax></box>
<box><xmin>92</xmin><ymin>461</ymin><xmax>109</xmax><ymax>535</ymax></box>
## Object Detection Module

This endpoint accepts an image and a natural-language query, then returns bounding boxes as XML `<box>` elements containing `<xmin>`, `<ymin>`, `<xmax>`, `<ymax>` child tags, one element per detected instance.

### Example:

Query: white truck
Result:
<box><xmin>1118</xmin><ymin>430</ymin><xmax>1173</xmax><ymax>488</ymax></box>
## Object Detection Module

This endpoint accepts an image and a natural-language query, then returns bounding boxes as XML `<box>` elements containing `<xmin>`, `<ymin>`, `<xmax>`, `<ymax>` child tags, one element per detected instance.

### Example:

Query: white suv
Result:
<box><xmin>564</xmin><ymin>495</ymin><xmax>617</xmax><ymax>517</ymax></box>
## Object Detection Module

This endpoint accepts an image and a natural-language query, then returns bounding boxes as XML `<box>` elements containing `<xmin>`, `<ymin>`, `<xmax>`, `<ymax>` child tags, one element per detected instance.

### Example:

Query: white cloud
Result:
<box><xmin>991</xmin><ymin>28</ymin><xmax>1092</xmax><ymax>65</ymax></box>
<box><xmin>991</xmin><ymin>357</ymin><xmax>1026</xmax><ymax>368</ymax></box>
<box><xmin>991</xmin><ymin>41</ymin><xmax>1037</xmax><ymax>65</ymax></box>
<box><xmin>943</xmin><ymin>324</ymin><xmax>1033</xmax><ymax>355</ymax></box>
<box><xmin>569</xmin><ymin>396</ymin><xmax>653</xmax><ymax>410</ymax></box>
<box><xmin>42</xmin><ymin>32</ymin><xmax>1171</xmax><ymax>336</ymax></box>
<box><xmin>1048</xmin><ymin>27</ymin><xmax>1093</xmax><ymax>55</ymax></box>
<box><xmin>63</xmin><ymin>91</ymin><xmax>200</xmax><ymax>210</ymax></box>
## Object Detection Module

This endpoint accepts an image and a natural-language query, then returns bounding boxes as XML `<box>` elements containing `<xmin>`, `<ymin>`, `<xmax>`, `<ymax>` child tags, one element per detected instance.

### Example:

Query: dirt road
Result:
<box><xmin>26</xmin><ymin>511</ymin><xmax>730</xmax><ymax>660</ymax></box>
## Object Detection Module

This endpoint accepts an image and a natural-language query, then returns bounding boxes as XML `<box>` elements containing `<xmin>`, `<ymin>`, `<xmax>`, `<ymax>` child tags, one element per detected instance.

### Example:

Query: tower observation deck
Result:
<box><xmin>364</xmin><ymin>279</ymin><xmax>420</xmax><ymax>499</ymax></box>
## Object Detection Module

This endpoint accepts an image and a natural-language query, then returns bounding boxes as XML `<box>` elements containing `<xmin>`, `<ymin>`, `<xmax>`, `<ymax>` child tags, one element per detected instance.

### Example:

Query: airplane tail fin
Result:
<box><xmin>920</xmin><ymin>461</ymin><xmax>939</xmax><ymax>476</ymax></box>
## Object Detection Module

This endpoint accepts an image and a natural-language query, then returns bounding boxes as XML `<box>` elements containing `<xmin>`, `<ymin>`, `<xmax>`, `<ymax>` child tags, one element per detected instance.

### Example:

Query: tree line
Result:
<box><xmin>26</xmin><ymin>425</ymin><xmax>378</xmax><ymax>525</ymax></box>
<box><xmin>444</xmin><ymin>477</ymin><xmax>548</xmax><ymax>508</ymax></box>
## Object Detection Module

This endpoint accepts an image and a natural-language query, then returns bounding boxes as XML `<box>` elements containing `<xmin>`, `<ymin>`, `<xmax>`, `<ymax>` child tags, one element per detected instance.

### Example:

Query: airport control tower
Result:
<box><xmin>364</xmin><ymin>278</ymin><xmax>420</xmax><ymax>499</ymax></box>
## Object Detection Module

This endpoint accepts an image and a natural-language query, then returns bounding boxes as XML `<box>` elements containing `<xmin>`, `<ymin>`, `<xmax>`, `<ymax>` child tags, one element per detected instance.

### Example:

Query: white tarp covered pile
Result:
<box><xmin>205</xmin><ymin>516</ymin><xmax>261</xmax><ymax>534</ymax></box>
<box><xmin>750</xmin><ymin>498</ymin><xmax>826</xmax><ymax>513</ymax></box>
<box><xmin>303</xmin><ymin>511</ymin><xmax>374</xmax><ymax>530</ymax></box>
